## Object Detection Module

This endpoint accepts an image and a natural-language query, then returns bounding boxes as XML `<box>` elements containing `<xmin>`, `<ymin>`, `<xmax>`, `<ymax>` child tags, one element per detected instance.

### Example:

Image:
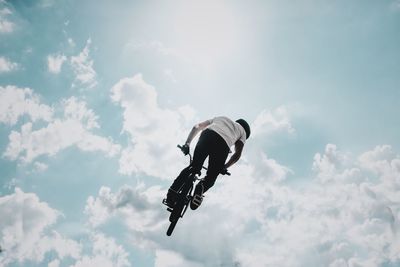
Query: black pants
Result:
<box><xmin>170</xmin><ymin>129</ymin><xmax>230</xmax><ymax>193</ymax></box>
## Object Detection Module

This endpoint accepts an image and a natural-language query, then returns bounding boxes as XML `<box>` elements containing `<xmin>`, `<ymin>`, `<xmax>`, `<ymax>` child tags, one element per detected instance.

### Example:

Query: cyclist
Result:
<box><xmin>165</xmin><ymin>116</ymin><xmax>251</xmax><ymax>210</ymax></box>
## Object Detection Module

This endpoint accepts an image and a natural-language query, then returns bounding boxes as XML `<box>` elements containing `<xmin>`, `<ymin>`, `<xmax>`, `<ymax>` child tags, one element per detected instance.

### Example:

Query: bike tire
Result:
<box><xmin>169</xmin><ymin>178</ymin><xmax>193</xmax><ymax>222</ymax></box>
<box><xmin>166</xmin><ymin>219</ymin><xmax>178</xmax><ymax>236</ymax></box>
<box><xmin>169</xmin><ymin>197</ymin><xmax>184</xmax><ymax>222</ymax></box>
<box><xmin>166</xmin><ymin>174</ymin><xmax>195</xmax><ymax>236</ymax></box>
<box><xmin>166</xmin><ymin>204</ymin><xmax>181</xmax><ymax>236</ymax></box>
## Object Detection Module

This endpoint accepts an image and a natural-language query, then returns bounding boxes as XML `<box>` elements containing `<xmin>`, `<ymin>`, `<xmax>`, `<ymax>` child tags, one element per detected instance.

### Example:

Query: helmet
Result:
<box><xmin>236</xmin><ymin>119</ymin><xmax>251</xmax><ymax>139</ymax></box>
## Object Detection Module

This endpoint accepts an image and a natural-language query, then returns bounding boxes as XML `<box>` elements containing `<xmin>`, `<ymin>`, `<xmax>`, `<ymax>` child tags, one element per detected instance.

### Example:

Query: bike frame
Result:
<box><xmin>164</xmin><ymin>146</ymin><xmax>204</xmax><ymax>236</ymax></box>
<box><xmin>164</xmin><ymin>145</ymin><xmax>230</xmax><ymax>236</ymax></box>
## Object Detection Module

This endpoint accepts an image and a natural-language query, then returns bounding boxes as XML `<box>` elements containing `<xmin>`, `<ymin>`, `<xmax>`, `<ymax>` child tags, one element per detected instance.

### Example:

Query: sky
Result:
<box><xmin>1</xmin><ymin>0</ymin><xmax>400</xmax><ymax>266</ymax></box>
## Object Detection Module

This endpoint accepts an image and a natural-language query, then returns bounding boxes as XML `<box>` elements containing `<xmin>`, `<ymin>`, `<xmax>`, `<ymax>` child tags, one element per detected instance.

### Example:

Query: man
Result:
<box><xmin>166</xmin><ymin>116</ymin><xmax>251</xmax><ymax>210</ymax></box>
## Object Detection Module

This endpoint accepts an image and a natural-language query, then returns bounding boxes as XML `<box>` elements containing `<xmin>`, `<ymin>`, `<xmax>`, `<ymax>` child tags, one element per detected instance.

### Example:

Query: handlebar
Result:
<box><xmin>177</xmin><ymin>145</ymin><xmax>231</xmax><ymax>176</ymax></box>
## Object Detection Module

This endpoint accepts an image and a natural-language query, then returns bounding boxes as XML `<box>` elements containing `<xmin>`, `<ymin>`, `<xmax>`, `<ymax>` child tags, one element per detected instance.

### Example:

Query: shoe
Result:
<box><xmin>190</xmin><ymin>183</ymin><xmax>204</xmax><ymax>210</ymax></box>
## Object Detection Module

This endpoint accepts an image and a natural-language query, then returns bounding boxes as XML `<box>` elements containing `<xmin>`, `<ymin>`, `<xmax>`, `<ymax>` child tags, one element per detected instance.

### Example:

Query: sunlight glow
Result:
<box><xmin>170</xmin><ymin>1</ymin><xmax>242</xmax><ymax>69</ymax></box>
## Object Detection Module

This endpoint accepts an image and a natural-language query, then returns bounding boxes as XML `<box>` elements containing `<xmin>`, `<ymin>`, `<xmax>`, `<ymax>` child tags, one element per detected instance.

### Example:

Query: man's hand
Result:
<box><xmin>180</xmin><ymin>144</ymin><xmax>190</xmax><ymax>155</ymax></box>
<box><xmin>220</xmin><ymin>168</ymin><xmax>231</xmax><ymax>176</ymax></box>
<box><xmin>224</xmin><ymin>140</ymin><xmax>244</xmax><ymax>169</ymax></box>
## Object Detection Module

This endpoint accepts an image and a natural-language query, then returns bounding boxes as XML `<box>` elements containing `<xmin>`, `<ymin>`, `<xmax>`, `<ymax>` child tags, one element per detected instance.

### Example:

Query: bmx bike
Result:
<box><xmin>162</xmin><ymin>145</ymin><xmax>230</xmax><ymax>236</ymax></box>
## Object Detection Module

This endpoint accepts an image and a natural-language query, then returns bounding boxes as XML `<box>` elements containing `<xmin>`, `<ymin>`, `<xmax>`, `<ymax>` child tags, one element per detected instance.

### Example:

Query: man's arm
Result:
<box><xmin>224</xmin><ymin>140</ymin><xmax>244</xmax><ymax>169</ymax></box>
<box><xmin>184</xmin><ymin>120</ymin><xmax>211</xmax><ymax>146</ymax></box>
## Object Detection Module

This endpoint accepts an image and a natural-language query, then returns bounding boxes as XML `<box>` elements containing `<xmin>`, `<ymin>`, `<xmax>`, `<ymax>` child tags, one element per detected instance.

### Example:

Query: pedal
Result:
<box><xmin>192</xmin><ymin>194</ymin><xmax>203</xmax><ymax>206</ymax></box>
<box><xmin>162</xmin><ymin>198</ymin><xmax>175</xmax><ymax>210</ymax></box>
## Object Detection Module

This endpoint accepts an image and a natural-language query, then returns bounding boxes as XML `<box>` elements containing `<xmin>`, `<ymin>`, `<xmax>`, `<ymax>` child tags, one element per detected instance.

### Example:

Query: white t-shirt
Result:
<box><xmin>206</xmin><ymin>116</ymin><xmax>247</xmax><ymax>148</ymax></box>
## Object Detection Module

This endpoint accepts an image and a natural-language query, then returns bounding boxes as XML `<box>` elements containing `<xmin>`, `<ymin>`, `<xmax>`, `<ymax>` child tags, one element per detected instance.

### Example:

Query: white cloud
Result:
<box><xmin>85</xmin><ymin>173</ymin><xmax>265</xmax><ymax>265</ymax></box>
<box><xmin>70</xmin><ymin>39</ymin><xmax>97</xmax><ymax>89</ymax></box>
<box><xmin>0</xmin><ymin>57</ymin><xmax>18</xmax><ymax>72</ymax></box>
<box><xmin>154</xmin><ymin>249</ymin><xmax>203</xmax><ymax>267</ymax></box>
<box><xmin>233</xmin><ymin>172</ymin><xmax>399</xmax><ymax>266</ymax></box>
<box><xmin>24</xmin><ymin>47</ymin><xmax>33</xmax><ymax>54</ymax></box>
<box><xmin>77</xmin><ymin>132</ymin><xmax>121</xmax><ymax>155</ymax></box>
<box><xmin>358</xmin><ymin>145</ymin><xmax>400</xmax><ymax>193</ymax></box>
<box><xmin>312</xmin><ymin>144</ymin><xmax>350</xmax><ymax>183</ymax></box>
<box><xmin>3</xmin><ymin>177</ymin><xmax>19</xmax><ymax>190</ymax></box>
<box><xmin>111</xmin><ymin>73</ymin><xmax>195</xmax><ymax>178</ymax></box>
<box><xmin>251</xmin><ymin>106</ymin><xmax>295</xmax><ymax>138</ymax></box>
<box><xmin>0</xmin><ymin>188</ymin><xmax>82</xmax><ymax>266</ymax></box>
<box><xmin>85</xmin><ymin>144</ymin><xmax>400</xmax><ymax>267</ymax></box>
<box><xmin>68</xmin><ymin>38</ymin><xmax>76</xmax><ymax>47</ymax></box>
<box><xmin>251</xmin><ymin>152</ymin><xmax>293</xmax><ymax>182</ymax></box>
<box><xmin>358</xmin><ymin>145</ymin><xmax>397</xmax><ymax>174</ymax></box>
<box><xmin>0</xmin><ymin>7</ymin><xmax>14</xmax><ymax>33</ymax></box>
<box><xmin>70</xmin><ymin>233</ymin><xmax>130</xmax><ymax>267</ymax></box>
<box><xmin>84</xmin><ymin>184</ymin><xmax>164</xmax><ymax>230</ymax></box>
<box><xmin>0</xmin><ymin>188</ymin><xmax>131</xmax><ymax>267</ymax></box>
<box><xmin>3</xmin><ymin>96</ymin><xmax>120</xmax><ymax>163</ymax></box>
<box><xmin>33</xmin><ymin>161</ymin><xmax>48</xmax><ymax>172</ymax></box>
<box><xmin>47</xmin><ymin>54</ymin><xmax>67</xmax><ymax>74</ymax></box>
<box><xmin>0</xmin><ymin>85</ymin><xmax>53</xmax><ymax>125</ymax></box>
<box><xmin>48</xmin><ymin>259</ymin><xmax>60</xmax><ymax>267</ymax></box>
<box><xmin>85</xmin><ymin>185</ymin><xmax>237</xmax><ymax>265</ymax></box>
<box><xmin>62</xmin><ymin>96</ymin><xmax>99</xmax><ymax>129</ymax></box>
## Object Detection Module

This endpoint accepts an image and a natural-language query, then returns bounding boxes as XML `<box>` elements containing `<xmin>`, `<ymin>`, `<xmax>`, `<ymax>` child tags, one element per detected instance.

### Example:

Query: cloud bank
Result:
<box><xmin>111</xmin><ymin>73</ymin><xmax>195</xmax><ymax>178</ymax></box>
<box><xmin>0</xmin><ymin>188</ymin><xmax>131</xmax><ymax>266</ymax></box>
<box><xmin>0</xmin><ymin>188</ymin><xmax>81</xmax><ymax>266</ymax></box>
<box><xmin>2</xmin><ymin>87</ymin><xmax>120</xmax><ymax>164</ymax></box>
<box><xmin>84</xmin><ymin>144</ymin><xmax>400</xmax><ymax>267</ymax></box>
<box><xmin>251</xmin><ymin>106</ymin><xmax>295</xmax><ymax>138</ymax></box>
<box><xmin>0</xmin><ymin>85</ymin><xmax>53</xmax><ymax>125</ymax></box>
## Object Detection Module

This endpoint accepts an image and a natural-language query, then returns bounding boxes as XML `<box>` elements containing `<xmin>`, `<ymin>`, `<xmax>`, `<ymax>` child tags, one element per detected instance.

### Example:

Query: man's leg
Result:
<box><xmin>201</xmin><ymin>129</ymin><xmax>230</xmax><ymax>193</ymax></box>
<box><xmin>169</xmin><ymin>166</ymin><xmax>191</xmax><ymax>192</ymax></box>
<box><xmin>190</xmin><ymin>131</ymin><xmax>229</xmax><ymax>210</ymax></box>
<box><xmin>190</xmin><ymin>130</ymin><xmax>213</xmax><ymax>174</ymax></box>
<box><xmin>201</xmin><ymin>148</ymin><xmax>229</xmax><ymax>193</ymax></box>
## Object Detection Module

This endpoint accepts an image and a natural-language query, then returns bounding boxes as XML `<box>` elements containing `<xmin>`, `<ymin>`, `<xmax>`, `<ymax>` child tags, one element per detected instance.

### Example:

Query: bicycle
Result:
<box><xmin>162</xmin><ymin>145</ymin><xmax>230</xmax><ymax>236</ymax></box>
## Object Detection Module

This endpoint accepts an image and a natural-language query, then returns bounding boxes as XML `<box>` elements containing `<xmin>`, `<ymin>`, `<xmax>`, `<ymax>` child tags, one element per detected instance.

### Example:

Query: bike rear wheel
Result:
<box><xmin>167</xmin><ymin>200</ymin><xmax>184</xmax><ymax>235</ymax></box>
<box><xmin>166</xmin><ymin>220</ymin><xmax>177</xmax><ymax>236</ymax></box>
<box><xmin>165</xmin><ymin>174</ymin><xmax>195</xmax><ymax>236</ymax></box>
<box><xmin>169</xmin><ymin>200</ymin><xmax>184</xmax><ymax>222</ymax></box>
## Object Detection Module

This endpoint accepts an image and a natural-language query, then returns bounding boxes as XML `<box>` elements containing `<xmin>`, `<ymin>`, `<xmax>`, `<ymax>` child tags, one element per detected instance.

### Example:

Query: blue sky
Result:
<box><xmin>1</xmin><ymin>0</ymin><xmax>400</xmax><ymax>266</ymax></box>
